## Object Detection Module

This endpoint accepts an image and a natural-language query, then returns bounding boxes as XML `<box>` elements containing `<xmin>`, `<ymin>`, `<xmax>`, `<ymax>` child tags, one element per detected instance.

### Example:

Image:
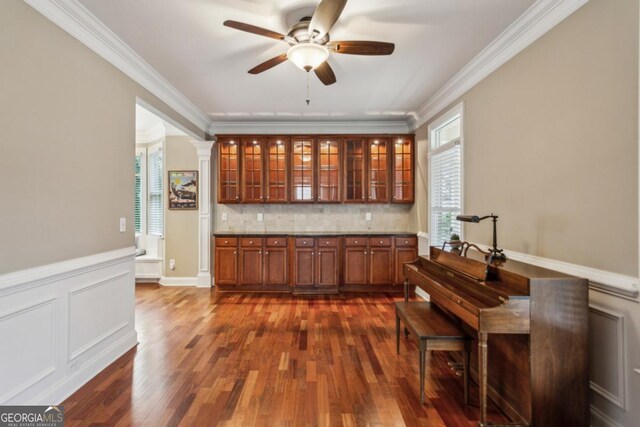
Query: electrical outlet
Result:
<box><xmin>169</xmin><ymin>259</ymin><xmax>176</xmax><ymax>270</ymax></box>
<box><xmin>365</xmin><ymin>212</ymin><xmax>372</xmax><ymax>221</ymax></box>
<box><xmin>119</xmin><ymin>217</ymin><xmax>126</xmax><ymax>232</ymax></box>
<box><xmin>257</xmin><ymin>213</ymin><xmax>264</xmax><ymax>222</ymax></box>
<box><xmin>222</xmin><ymin>212</ymin><xmax>228</xmax><ymax>221</ymax></box>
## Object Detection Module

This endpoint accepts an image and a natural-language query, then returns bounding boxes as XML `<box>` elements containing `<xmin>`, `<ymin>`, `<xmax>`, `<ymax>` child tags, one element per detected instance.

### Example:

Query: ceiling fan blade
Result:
<box><xmin>223</xmin><ymin>20</ymin><xmax>286</xmax><ymax>41</ymax></box>
<box><xmin>248</xmin><ymin>53</ymin><xmax>288</xmax><ymax>74</ymax></box>
<box><xmin>308</xmin><ymin>0</ymin><xmax>348</xmax><ymax>40</ymax></box>
<box><xmin>314</xmin><ymin>61</ymin><xmax>337</xmax><ymax>86</ymax></box>
<box><xmin>327</xmin><ymin>41</ymin><xmax>395</xmax><ymax>55</ymax></box>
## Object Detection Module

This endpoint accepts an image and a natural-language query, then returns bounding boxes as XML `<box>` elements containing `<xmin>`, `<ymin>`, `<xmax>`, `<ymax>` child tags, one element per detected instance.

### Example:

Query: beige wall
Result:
<box><xmin>0</xmin><ymin>1</ymin><xmax>205</xmax><ymax>274</ymax></box>
<box><xmin>164</xmin><ymin>136</ymin><xmax>199</xmax><ymax>278</ymax></box>
<box><xmin>417</xmin><ymin>0</ymin><xmax>638</xmax><ymax>276</ymax></box>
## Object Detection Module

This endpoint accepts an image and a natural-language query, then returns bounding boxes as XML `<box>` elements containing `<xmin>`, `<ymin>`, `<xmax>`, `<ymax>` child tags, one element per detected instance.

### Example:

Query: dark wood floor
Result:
<box><xmin>63</xmin><ymin>285</ymin><xmax>509</xmax><ymax>426</ymax></box>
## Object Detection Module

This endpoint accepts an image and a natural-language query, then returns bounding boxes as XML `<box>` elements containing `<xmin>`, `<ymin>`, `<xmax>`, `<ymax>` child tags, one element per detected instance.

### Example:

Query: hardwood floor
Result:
<box><xmin>63</xmin><ymin>285</ymin><xmax>509</xmax><ymax>426</ymax></box>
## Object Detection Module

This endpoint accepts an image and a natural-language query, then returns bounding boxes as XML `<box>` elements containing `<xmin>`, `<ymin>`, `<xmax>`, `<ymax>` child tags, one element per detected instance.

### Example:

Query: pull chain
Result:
<box><xmin>306</xmin><ymin>71</ymin><xmax>310</xmax><ymax>106</ymax></box>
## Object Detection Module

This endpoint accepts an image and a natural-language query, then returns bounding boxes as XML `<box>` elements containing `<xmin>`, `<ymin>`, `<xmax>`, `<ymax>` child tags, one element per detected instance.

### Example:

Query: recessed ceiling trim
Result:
<box><xmin>208</xmin><ymin>120</ymin><xmax>411</xmax><ymax>136</ymax></box>
<box><xmin>408</xmin><ymin>0</ymin><xmax>590</xmax><ymax>131</ymax></box>
<box><xmin>24</xmin><ymin>0</ymin><xmax>212</xmax><ymax>133</ymax></box>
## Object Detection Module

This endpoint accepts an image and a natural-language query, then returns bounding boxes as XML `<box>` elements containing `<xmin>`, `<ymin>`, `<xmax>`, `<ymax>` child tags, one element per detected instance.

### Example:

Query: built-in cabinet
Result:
<box><xmin>213</xmin><ymin>234</ymin><xmax>417</xmax><ymax>293</ymax></box>
<box><xmin>217</xmin><ymin>134</ymin><xmax>414</xmax><ymax>204</ymax></box>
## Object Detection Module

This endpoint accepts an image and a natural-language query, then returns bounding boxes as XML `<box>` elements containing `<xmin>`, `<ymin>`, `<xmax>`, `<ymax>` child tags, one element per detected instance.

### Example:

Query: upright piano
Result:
<box><xmin>404</xmin><ymin>247</ymin><xmax>589</xmax><ymax>426</ymax></box>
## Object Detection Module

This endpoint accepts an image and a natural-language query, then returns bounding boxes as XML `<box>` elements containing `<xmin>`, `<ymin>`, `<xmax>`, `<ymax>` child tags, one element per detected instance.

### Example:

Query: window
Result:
<box><xmin>429</xmin><ymin>104</ymin><xmax>463</xmax><ymax>248</ymax></box>
<box><xmin>134</xmin><ymin>148</ymin><xmax>146</xmax><ymax>234</ymax></box>
<box><xmin>147</xmin><ymin>143</ymin><xmax>163</xmax><ymax>237</ymax></box>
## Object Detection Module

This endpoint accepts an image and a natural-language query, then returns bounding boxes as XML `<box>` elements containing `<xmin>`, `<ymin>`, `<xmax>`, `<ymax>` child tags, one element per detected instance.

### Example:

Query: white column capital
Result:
<box><xmin>190</xmin><ymin>140</ymin><xmax>214</xmax><ymax>157</ymax></box>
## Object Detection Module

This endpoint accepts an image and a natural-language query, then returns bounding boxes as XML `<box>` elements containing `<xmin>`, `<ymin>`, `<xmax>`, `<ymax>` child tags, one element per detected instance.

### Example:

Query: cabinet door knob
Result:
<box><xmin>265</xmin><ymin>251</ymin><xmax>269</xmax><ymax>255</ymax></box>
<box><xmin>259</xmin><ymin>251</ymin><xmax>262</xmax><ymax>255</ymax></box>
<box><xmin>249</xmin><ymin>241</ymin><xmax>253</xmax><ymax>244</ymax></box>
<box><xmin>303</xmin><ymin>242</ymin><xmax>307</xmax><ymax>245</ymax></box>
<box><xmin>326</xmin><ymin>241</ymin><xmax>329</xmax><ymax>244</ymax></box>
<box><xmin>355</xmin><ymin>240</ymin><xmax>358</xmax><ymax>244</ymax></box>
<box><xmin>224</xmin><ymin>240</ymin><xmax>228</xmax><ymax>244</ymax></box>
<box><xmin>274</xmin><ymin>241</ymin><xmax>278</xmax><ymax>244</ymax></box>
<box><xmin>379</xmin><ymin>240</ymin><xmax>383</xmax><ymax>244</ymax></box>
<box><xmin>405</xmin><ymin>240</ymin><xmax>408</xmax><ymax>244</ymax></box>
<box><xmin>233</xmin><ymin>251</ymin><xmax>237</xmax><ymax>255</ymax></box>
<box><xmin>364</xmin><ymin>251</ymin><xmax>367</xmax><ymax>254</ymax></box>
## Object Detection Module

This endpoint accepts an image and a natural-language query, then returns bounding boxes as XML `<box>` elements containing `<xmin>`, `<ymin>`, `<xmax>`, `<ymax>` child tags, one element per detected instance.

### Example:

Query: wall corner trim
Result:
<box><xmin>408</xmin><ymin>0</ymin><xmax>590</xmax><ymax>130</ymax></box>
<box><xmin>24</xmin><ymin>0</ymin><xmax>212</xmax><ymax>133</ymax></box>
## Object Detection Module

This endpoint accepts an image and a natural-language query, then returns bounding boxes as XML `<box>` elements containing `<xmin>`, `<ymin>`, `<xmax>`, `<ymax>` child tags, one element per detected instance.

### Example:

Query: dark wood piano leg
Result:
<box><xmin>478</xmin><ymin>332</ymin><xmax>488</xmax><ymax>427</ymax></box>
<box><xmin>403</xmin><ymin>280</ymin><xmax>409</xmax><ymax>337</ymax></box>
<box><xmin>396</xmin><ymin>310</ymin><xmax>400</xmax><ymax>354</ymax></box>
<box><xmin>463</xmin><ymin>340</ymin><xmax>470</xmax><ymax>405</ymax></box>
<box><xmin>419</xmin><ymin>342</ymin><xmax>426</xmax><ymax>405</ymax></box>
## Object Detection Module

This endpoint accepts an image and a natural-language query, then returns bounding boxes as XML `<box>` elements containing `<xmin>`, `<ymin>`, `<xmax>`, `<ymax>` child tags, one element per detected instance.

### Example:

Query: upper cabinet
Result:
<box><xmin>392</xmin><ymin>136</ymin><xmax>414</xmax><ymax>203</ymax></box>
<box><xmin>217</xmin><ymin>137</ymin><xmax>240</xmax><ymax>203</ymax></box>
<box><xmin>368</xmin><ymin>138</ymin><xmax>390</xmax><ymax>203</ymax></box>
<box><xmin>241</xmin><ymin>137</ymin><xmax>264</xmax><ymax>203</ymax></box>
<box><xmin>265</xmin><ymin>137</ymin><xmax>288</xmax><ymax>203</ymax></box>
<box><xmin>216</xmin><ymin>134</ymin><xmax>414</xmax><ymax>204</ymax></box>
<box><xmin>344</xmin><ymin>138</ymin><xmax>366</xmax><ymax>203</ymax></box>
<box><xmin>317</xmin><ymin>137</ymin><xmax>341</xmax><ymax>203</ymax></box>
<box><xmin>291</xmin><ymin>137</ymin><xmax>315</xmax><ymax>202</ymax></box>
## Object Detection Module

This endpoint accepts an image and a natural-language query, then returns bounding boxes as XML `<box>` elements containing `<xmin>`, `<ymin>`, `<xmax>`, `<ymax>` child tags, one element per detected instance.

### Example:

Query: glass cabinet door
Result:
<box><xmin>344</xmin><ymin>138</ymin><xmax>366</xmax><ymax>203</ymax></box>
<box><xmin>266</xmin><ymin>137</ymin><xmax>288</xmax><ymax>203</ymax></box>
<box><xmin>241</xmin><ymin>138</ymin><xmax>264</xmax><ymax>203</ymax></box>
<box><xmin>218</xmin><ymin>138</ymin><xmax>240</xmax><ymax>203</ymax></box>
<box><xmin>291</xmin><ymin>138</ymin><xmax>315</xmax><ymax>202</ymax></box>
<box><xmin>317</xmin><ymin>138</ymin><xmax>341</xmax><ymax>202</ymax></box>
<box><xmin>368</xmin><ymin>138</ymin><xmax>389</xmax><ymax>203</ymax></box>
<box><xmin>392</xmin><ymin>136</ymin><xmax>414</xmax><ymax>203</ymax></box>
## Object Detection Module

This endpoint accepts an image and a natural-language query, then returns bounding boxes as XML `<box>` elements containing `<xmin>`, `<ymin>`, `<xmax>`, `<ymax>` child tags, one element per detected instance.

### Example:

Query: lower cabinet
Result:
<box><xmin>214</xmin><ymin>234</ymin><xmax>416</xmax><ymax>291</ymax></box>
<box><xmin>291</xmin><ymin>237</ymin><xmax>339</xmax><ymax>290</ymax></box>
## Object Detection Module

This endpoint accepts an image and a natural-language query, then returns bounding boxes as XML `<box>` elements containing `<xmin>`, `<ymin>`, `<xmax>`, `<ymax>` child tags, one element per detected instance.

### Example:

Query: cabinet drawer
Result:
<box><xmin>344</xmin><ymin>237</ymin><xmax>367</xmax><ymax>247</ymax></box>
<box><xmin>317</xmin><ymin>237</ymin><xmax>339</xmax><ymax>247</ymax></box>
<box><xmin>394</xmin><ymin>236</ymin><xmax>417</xmax><ymax>247</ymax></box>
<box><xmin>265</xmin><ymin>237</ymin><xmax>287</xmax><ymax>247</ymax></box>
<box><xmin>216</xmin><ymin>237</ymin><xmax>238</xmax><ymax>247</ymax></box>
<box><xmin>369</xmin><ymin>237</ymin><xmax>392</xmax><ymax>247</ymax></box>
<box><xmin>295</xmin><ymin>238</ymin><xmax>315</xmax><ymax>248</ymax></box>
<box><xmin>240</xmin><ymin>237</ymin><xmax>263</xmax><ymax>247</ymax></box>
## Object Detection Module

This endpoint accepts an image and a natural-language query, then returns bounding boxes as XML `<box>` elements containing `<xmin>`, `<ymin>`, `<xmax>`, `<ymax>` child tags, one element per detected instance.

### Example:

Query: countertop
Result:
<box><xmin>212</xmin><ymin>231</ymin><xmax>417</xmax><ymax>237</ymax></box>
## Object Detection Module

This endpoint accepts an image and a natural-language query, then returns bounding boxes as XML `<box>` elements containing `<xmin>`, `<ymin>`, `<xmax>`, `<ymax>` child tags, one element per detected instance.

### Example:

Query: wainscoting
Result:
<box><xmin>0</xmin><ymin>247</ymin><xmax>138</xmax><ymax>404</ymax></box>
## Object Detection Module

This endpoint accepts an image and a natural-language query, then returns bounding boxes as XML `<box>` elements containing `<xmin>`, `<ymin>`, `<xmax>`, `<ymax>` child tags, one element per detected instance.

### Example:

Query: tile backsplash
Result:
<box><xmin>214</xmin><ymin>204</ymin><xmax>414</xmax><ymax>233</ymax></box>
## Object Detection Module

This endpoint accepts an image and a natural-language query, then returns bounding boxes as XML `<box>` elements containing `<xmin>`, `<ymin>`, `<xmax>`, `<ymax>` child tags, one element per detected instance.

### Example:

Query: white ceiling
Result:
<box><xmin>80</xmin><ymin>0</ymin><xmax>535</xmax><ymax>124</ymax></box>
<box><xmin>136</xmin><ymin>104</ymin><xmax>186</xmax><ymax>136</ymax></box>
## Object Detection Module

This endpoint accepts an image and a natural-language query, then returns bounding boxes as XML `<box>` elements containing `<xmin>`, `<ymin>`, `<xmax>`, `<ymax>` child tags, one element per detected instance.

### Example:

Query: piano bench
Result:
<box><xmin>395</xmin><ymin>301</ymin><xmax>471</xmax><ymax>405</ymax></box>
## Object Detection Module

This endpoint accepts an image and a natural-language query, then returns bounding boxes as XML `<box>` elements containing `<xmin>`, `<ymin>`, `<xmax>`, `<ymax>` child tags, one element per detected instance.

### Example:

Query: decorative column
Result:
<box><xmin>190</xmin><ymin>140</ymin><xmax>214</xmax><ymax>288</ymax></box>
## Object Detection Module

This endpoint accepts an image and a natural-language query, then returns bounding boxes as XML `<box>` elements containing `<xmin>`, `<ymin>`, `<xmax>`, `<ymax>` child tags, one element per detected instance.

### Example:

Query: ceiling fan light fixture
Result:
<box><xmin>287</xmin><ymin>43</ymin><xmax>329</xmax><ymax>71</ymax></box>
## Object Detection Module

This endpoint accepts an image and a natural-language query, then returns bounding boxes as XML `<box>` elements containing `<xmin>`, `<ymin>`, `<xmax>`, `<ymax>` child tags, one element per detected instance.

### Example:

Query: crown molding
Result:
<box><xmin>407</xmin><ymin>0</ymin><xmax>590</xmax><ymax>130</ymax></box>
<box><xmin>208</xmin><ymin>120</ymin><xmax>411</xmax><ymax>136</ymax></box>
<box><xmin>24</xmin><ymin>0</ymin><xmax>212</xmax><ymax>133</ymax></box>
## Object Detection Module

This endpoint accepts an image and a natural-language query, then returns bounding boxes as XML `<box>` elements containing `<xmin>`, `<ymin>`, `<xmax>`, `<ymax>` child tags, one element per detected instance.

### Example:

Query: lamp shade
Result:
<box><xmin>287</xmin><ymin>43</ymin><xmax>329</xmax><ymax>71</ymax></box>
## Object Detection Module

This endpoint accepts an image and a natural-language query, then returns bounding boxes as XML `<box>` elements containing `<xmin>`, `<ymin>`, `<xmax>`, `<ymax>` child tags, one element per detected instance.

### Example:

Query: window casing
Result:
<box><xmin>428</xmin><ymin>104</ymin><xmax>463</xmax><ymax>249</ymax></box>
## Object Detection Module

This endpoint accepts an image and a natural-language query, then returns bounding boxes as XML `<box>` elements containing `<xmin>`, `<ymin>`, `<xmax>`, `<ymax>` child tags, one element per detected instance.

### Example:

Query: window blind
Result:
<box><xmin>148</xmin><ymin>146</ymin><xmax>163</xmax><ymax>237</ymax></box>
<box><xmin>429</xmin><ymin>141</ymin><xmax>461</xmax><ymax>248</ymax></box>
<box><xmin>134</xmin><ymin>153</ymin><xmax>142</xmax><ymax>233</ymax></box>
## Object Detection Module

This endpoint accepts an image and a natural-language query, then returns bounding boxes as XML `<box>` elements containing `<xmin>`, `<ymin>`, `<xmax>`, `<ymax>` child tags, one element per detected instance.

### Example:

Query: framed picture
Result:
<box><xmin>168</xmin><ymin>170</ymin><xmax>198</xmax><ymax>210</ymax></box>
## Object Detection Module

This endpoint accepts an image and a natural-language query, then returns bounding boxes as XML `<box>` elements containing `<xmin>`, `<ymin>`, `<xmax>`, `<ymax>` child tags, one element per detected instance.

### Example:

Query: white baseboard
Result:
<box><xmin>159</xmin><ymin>276</ymin><xmax>198</xmax><ymax>286</ymax></box>
<box><xmin>590</xmin><ymin>405</ymin><xmax>623</xmax><ymax>427</ymax></box>
<box><xmin>0</xmin><ymin>247</ymin><xmax>137</xmax><ymax>404</ymax></box>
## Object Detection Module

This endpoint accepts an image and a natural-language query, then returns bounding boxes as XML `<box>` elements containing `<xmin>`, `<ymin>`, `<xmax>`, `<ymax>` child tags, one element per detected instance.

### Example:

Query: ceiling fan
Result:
<box><xmin>223</xmin><ymin>0</ymin><xmax>395</xmax><ymax>87</ymax></box>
